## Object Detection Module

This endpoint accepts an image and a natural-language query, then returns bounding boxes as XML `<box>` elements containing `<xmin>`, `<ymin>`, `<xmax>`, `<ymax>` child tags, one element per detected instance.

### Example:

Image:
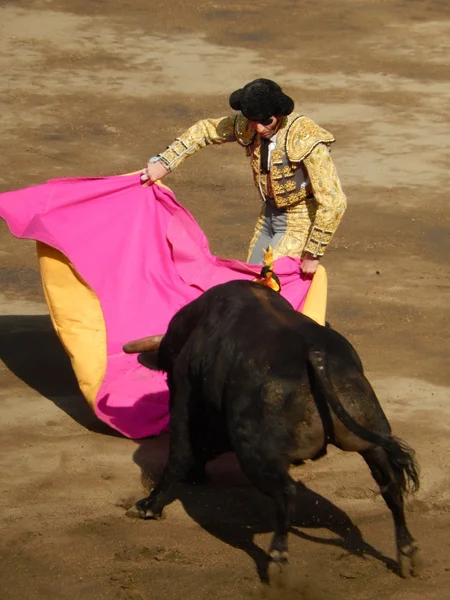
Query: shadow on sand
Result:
<box><xmin>132</xmin><ymin>436</ymin><xmax>398</xmax><ymax>583</ymax></box>
<box><xmin>0</xmin><ymin>314</ymin><xmax>122</xmax><ymax>436</ymax></box>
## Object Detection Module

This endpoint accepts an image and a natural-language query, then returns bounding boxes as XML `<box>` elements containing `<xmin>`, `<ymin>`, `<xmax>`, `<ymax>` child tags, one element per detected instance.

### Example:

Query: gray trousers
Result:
<box><xmin>247</xmin><ymin>202</ymin><xmax>288</xmax><ymax>265</ymax></box>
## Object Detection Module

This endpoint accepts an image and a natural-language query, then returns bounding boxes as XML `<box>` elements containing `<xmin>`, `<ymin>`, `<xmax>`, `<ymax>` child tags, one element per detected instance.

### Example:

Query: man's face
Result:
<box><xmin>248</xmin><ymin>116</ymin><xmax>279</xmax><ymax>138</ymax></box>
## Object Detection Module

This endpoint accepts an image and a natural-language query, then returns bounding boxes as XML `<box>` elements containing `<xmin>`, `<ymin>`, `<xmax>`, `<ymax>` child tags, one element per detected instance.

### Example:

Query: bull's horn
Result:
<box><xmin>122</xmin><ymin>334</ymin><xmax>164</xmax><ymax>354</ymax></box>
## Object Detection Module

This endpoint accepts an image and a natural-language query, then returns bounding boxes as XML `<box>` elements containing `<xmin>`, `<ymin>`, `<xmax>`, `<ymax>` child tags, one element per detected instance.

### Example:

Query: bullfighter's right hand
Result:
<box><xmin>141</xmin><ymin>160</ymin><xmax>169</xmax><ymax>187</ymax></box>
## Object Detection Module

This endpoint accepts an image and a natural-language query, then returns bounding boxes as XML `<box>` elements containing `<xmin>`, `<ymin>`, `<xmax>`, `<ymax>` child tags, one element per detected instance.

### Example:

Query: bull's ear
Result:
<box><xmin>137</xmin><ymin>351</ymin><xmax>160</xmax><ymax>371</ymax></box>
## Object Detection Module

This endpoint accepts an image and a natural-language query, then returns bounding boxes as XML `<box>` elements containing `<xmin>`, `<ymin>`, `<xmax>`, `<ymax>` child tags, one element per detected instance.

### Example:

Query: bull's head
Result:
<box><xmin>122</xmin><ymin>334</ymin><xmax>164</xmax><ymax>370</ymax></box>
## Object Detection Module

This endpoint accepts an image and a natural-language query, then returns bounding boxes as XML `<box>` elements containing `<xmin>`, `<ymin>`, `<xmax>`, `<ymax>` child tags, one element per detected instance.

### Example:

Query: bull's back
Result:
<box><xmin>171</xmin><ymin>280</ymin><xmax>362</xmax><ymax>390</ymax></box>
<box><xmin>161</xmin><ymin>281</ymin><xmax>296</xmax><ymax>366</ymax></box>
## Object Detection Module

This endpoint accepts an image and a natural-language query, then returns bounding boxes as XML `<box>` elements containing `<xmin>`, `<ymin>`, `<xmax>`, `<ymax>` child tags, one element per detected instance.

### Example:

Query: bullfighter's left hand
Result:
<box><xmin>301</xmin><ymin>253</ymin><xmax>320</xmax><ymax>278</ymax></box>
<box><xmin>141</xmin><ymin>160</ymin><xmax>169</xmax><ymax>187</ymax></box>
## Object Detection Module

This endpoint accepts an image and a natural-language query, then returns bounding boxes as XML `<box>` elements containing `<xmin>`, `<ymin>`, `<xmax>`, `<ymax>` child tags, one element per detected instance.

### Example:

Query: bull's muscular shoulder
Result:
<box><xmin>286</xmin><ymin>115</ymin><xmax>335</xmax><ymax>162</ymax></box>
<box><xmin>234</xmin><ymin>114</ymin><xmax>256</xmax><ymax>147</ymax></box>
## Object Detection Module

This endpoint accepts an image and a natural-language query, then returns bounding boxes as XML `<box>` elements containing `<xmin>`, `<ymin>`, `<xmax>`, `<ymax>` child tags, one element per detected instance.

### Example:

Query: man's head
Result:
<box><xmin>229</xmin><ymin>79</ymin><xmax>294</xmax><ymax>135</ymax></box>
<box><xmin>248</xmin><ymin>116</ymin><xmax>279</xmax><ymax>138</ymax></box>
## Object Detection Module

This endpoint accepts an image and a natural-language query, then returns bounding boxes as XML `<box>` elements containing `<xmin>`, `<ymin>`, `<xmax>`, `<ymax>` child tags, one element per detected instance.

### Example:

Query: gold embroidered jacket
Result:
<box><xmin>157</xmin><ymin>113</ymin><xmax>347</xmax><ymax>257</ymax></box>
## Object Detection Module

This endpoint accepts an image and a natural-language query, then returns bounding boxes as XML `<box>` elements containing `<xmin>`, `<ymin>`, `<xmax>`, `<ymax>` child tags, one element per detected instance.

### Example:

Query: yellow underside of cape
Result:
<box><xmin>37</xmin><ymin>241</ymin><xmax>106</xmax><ymax>408</ymax></box>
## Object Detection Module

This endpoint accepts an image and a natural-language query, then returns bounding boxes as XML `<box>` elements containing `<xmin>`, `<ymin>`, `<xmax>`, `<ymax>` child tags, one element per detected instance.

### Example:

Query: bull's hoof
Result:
<box><xmin>126</xmin><ymin>498</ymin><xmax>164</xmax><ymax>520</ymax></box>
<box><xmin>269</xmin><ymin>549</ymin><xmax>289</xmax><ymax>563</ymax></box>
<box><xmin>398</xmin><ymin>543</ymin><xmax>422</xmax><ymax>578</ymax></box>
<box><xmin>268</xmin><ymin>552</ymin><xmax>290</xmax><ymax>588</ymax></box>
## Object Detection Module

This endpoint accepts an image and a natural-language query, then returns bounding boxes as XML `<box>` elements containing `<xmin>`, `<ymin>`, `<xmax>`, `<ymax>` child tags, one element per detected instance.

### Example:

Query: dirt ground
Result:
<box><xmin>1</xmin><ymin>0</ymin><xmax>449</xmax><ymax>598</ymax></box>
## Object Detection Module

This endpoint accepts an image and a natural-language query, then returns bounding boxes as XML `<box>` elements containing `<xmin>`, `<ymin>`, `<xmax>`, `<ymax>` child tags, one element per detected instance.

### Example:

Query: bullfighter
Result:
<box><xmin>142</xmin><ymin>78</ymin><xmax>348</xmax><ymax>276</ymax></box>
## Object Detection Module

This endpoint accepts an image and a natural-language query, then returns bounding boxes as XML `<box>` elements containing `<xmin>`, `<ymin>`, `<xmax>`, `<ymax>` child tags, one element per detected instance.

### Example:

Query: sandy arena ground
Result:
<box><xmin>1</xmin><ymin>1</ymin><xmax>449</xmax><ymax>598</ymax></box>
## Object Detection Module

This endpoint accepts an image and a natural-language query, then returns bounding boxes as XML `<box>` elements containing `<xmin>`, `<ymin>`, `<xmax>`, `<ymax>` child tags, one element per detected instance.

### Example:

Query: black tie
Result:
<box><xmin>260</xmin><ymin>138</ymin><xmax>270</xmax><ymax>173</ymax></box>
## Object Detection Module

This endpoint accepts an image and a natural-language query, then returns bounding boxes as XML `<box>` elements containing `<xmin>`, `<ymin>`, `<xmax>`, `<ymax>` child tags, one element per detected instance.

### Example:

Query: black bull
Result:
<box><xmin>123</xmin><ymin>280</ymin><xmax>420</xmax><ymax>578</ymax></box>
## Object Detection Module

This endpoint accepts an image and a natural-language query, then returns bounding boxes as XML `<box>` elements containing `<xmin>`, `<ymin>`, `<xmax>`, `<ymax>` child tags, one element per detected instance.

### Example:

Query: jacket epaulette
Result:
<box><xmin>285</xmin><ymin>116</ymin><xmax>335</xmax><ymax>162</ymax></box>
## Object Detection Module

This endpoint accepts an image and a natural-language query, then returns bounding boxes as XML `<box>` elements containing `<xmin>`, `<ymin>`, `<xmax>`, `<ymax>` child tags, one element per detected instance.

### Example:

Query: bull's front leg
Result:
<box><xmin>238</xmin><ymin>445</ymin><xmax>296</xmax><ymax>582</ymax></box>
<box><xmin>134</xmin><ymin>380</ymin><xmax>195</xmax><ymax>519</ymax></box>
<box><xmin>268</xmin><ymin>476</ymin><xmax>296</xmax><ymax>567</ymax></box>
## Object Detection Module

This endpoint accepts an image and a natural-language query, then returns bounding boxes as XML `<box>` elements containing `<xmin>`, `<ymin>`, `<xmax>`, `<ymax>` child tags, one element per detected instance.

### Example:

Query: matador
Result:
<box><xmin>143</xmin><ymin>79</ymin><xmax>347</xmax><ymax>276</ymax></box>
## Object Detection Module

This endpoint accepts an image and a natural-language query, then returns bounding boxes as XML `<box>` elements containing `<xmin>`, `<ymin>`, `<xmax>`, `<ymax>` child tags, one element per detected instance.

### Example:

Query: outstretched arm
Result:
<box><xmin>143</xmin><ymin>116</ymin><xmax>237</xmax><ymax>185</ymax></box>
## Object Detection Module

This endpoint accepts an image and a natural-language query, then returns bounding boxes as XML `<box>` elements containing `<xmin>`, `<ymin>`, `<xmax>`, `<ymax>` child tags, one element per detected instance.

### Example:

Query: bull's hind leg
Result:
<box><xmin>361</xmin><ymin>445</ymin><xmax>420</xmax><ymax>577</ymax></box>
<box><xmin>135</xmin><ymin>379</ymin><xmax>195</xmax><ymax>519</ymax></box>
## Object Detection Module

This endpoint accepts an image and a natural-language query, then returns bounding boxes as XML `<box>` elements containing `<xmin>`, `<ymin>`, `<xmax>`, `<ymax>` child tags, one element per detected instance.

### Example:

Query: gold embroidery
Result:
<box><xmin>246</xmin><ymin>114</ymin><xmax>329</xmax><ymax>210</ymax></box>
<box><xmin>159</xmin><ymin>116</ymin><xmax>236</xmax><ymax>170</ymax></box>
<box><xmin>303</xmin><ymin>143</ymin><xmax>347</xmax><ymax>256</ymax></box>
<box><xmin>234</xmin><ymin>114</ymin><xmax>256</xmax><ymax>146</ymax></box>
<box><xmin>272</xmin><ymin>205</ymin><xmax>314</xmax><ymax>260</ymax></box>
<box><xmin>286</xmin><ymin>116</ymin><xmax>335</xmax><ymax>162</ymax></box>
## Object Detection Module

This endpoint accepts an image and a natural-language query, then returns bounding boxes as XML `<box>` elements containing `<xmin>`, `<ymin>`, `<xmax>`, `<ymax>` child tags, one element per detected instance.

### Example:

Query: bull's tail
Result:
<box><xmin>308</xmin><ymin>348</ymin><xmax>419</xmax><ymax>494</ymax></box>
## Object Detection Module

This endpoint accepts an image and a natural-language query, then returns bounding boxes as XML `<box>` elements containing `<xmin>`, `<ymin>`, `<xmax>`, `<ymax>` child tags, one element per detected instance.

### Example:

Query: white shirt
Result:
<box><xmin>267</xmin><ymin>132</ymin><xmax>278</xmax><ymax>167</ymax></box>
<box><xmin>258</xmin><ymin>133</ymin><xmax>278</xmax><ymax>202</ymax></box>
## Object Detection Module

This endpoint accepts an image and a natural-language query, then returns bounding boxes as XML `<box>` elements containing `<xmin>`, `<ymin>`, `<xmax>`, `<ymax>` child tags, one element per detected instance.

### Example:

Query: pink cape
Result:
<box><xmin>0</xmin><ymin>175</ymin><xmax>312</xmax><ymax>438</ymax></box>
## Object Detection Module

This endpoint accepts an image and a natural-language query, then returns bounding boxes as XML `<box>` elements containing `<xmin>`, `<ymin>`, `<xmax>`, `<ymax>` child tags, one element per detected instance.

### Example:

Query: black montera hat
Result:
<box><xmin>229</xmin><ymin>79</ymin><xmax>294</xmax><ymax>122</ymax></box>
